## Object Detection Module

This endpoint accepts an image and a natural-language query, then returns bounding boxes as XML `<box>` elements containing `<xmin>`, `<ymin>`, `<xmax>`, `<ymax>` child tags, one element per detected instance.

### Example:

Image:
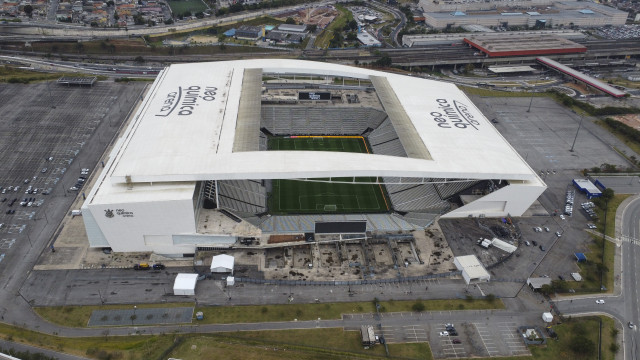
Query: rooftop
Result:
<box><xmin>105</xmin><ymin>60</ymin><xmax>538</xmax><ymax>185</ymax></box>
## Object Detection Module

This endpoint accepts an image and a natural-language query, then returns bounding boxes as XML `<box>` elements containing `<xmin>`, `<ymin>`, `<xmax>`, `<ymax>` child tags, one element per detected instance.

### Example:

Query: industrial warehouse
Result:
<box><xmin>81</xmin><ymin>59</ymin><xmax>546</xmax><ymax>256</ymax></box>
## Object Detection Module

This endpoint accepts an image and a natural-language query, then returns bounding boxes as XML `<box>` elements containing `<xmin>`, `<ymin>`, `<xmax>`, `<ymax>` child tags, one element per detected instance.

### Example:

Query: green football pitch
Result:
<box><xmin>268</xmin><ymin>136</ymin><xmax>389</xmax><ymax>214</ymax></box>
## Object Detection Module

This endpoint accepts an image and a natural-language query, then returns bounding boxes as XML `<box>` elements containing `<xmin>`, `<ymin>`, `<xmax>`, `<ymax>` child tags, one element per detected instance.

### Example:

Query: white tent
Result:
<box><xmin>542</xmin><ymin>312</ymin><xmax>553</xmax><ymax>323</ymax></box>
<box><xmin>211</xmin><ymin>254</ymin><xmax>234</xmax><ymax>274</ymax></box>
<box><xmin>453</xmin><ymin>255</ymin><xmax>490</xmax><ymax>284</ymax></box>
<box><xmin>173</xmin><ymin>273</ymin><xmax>198</xmax><ymax>296</ymax></box>
<box><xmin>226</xmin><ymin>276</ymin><xmax>235</xmax><ymax>286</ymax></box>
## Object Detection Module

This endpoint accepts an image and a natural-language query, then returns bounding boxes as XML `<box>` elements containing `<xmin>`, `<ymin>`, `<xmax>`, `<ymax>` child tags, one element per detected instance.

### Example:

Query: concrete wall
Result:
<box><xmin>442</xmin><ymin>180</ymin><xmax>546</xmax><ymax>218</ymax></box>
<box><xmin>85</xmin><ymin>197</ymin><xmax>196</xmax><ymax>253</ymax></box>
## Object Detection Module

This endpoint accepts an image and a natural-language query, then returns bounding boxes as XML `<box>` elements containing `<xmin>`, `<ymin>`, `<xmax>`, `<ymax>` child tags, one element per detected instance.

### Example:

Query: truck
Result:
<box><xmin>133</xmin><ymin>263</ymin><xmax>150</xmax><ymax>270</ymax></box>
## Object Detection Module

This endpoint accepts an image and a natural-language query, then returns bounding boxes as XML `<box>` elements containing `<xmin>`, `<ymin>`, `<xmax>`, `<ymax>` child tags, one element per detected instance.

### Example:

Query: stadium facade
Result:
<box><xmin>82</xmin><ymin>60</ymin><xmax>546</xmax><ymax>255</ymax></box>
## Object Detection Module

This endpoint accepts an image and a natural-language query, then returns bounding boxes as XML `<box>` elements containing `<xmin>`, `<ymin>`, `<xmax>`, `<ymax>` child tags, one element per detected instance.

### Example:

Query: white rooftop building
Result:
<box><xmin>173</xmin><ymin>273</ymin><xmax>198</xmax><ymax>296</ymax></box>
<box><xmin>81</xmin><ymin>59</ymin><xmax>545</xmax><ymax>255</ymax></box>
<box><xmin>211</xmin><ymin>254</ymin><xmax>234</xmax><ymax>274</ymax></box>
<box><xmin>454</xmin><ymin>255</ymin><xmax>490</xmax><ymax>284</ymax></box>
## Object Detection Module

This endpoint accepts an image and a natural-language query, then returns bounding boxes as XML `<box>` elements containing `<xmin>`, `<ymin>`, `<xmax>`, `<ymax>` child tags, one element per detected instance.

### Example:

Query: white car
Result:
<box><xmin>559</xmin><ymin>215</ymin><xmax>566</xmax><ymax>220</ymax></box>
<box><xmin>439</xmin><ymin>331</ymin><xmax>450</xmax><ymax>336</ymax></box>
<box><xmin>596</xmin><ymin>299</ymin><xmax>605</xmax><ymax>304</ymax></box>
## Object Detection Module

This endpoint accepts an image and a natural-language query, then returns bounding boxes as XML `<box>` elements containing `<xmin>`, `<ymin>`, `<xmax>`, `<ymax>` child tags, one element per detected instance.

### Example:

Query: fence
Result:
<box><xmin>234</xmin><ymin>271</ymin><xmax>461</xmax><ymax>286</ymax></box>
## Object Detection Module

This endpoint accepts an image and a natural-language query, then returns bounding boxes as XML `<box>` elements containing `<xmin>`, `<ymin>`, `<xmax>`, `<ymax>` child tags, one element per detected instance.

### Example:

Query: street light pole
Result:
<box><xmin>570</xmin><ymin>116</ymin><xmax>584</xmax><ymax>152</ymax></box>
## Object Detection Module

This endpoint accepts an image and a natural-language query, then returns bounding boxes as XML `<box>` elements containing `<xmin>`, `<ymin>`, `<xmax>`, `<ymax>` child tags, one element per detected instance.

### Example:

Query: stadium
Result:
<box><xmin>81</xmin><ymin>59</ymin><xmax>546</xmax><ymax>255</ymax></box>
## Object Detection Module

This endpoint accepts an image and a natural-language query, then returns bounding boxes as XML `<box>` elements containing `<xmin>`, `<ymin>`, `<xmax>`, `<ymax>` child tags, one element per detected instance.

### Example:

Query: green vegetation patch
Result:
<box><xmin>0</xmin><ymin>322</ymin><xmax>174</xmax><ymax>360</ymax></box>
<box><xmin>33</xmin><ymin>302</ymin><xmax>194</xmax><ymax>328</ymax></box>
<box><xmin>597</xmin><ymin>118</ymin><xmax>640</xmax><ymax>162</ymax></box>
<box><xmin>530</xmin><ymin>316</ymin><xmax>618</xmax><ymax>360</ymax></box>
<box><xmin>460</xmin><ymin>85</ymin><xmax>548</xmax><ymax>97</ymax></box>
<box><xmin>167</xmin><ymin>0</ymin><xmax>208</xmax><ymax>16</ymax></box>
<box><xmin>267</xmin><ymin>136</ymin><xmax>388</xmax><ymax>214</ymax></box>
<box><xmin>315</xmin><ymin>4</ymin><xmax>353</xmax><ymax>49</ymax></box>
<box><xmin>0</xmin><ymin>66</ymin><xmax>63</xmax><ymax>84</ymax></box>
<box><xmin>167</xmin><ymin>330</ymin><xmax>434</xmax><ymax>359</ymax></box>
<box><xmin>35</xmin><ymin>299</ymin><xmax>504</xmax><ymax>327</ymax></box>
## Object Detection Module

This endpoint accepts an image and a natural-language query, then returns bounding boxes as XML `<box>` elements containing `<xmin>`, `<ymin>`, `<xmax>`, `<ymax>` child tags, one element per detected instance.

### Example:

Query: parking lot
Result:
<box><xmin>353</xmin><ymin>317</ymin><xmax>532</xmax><ymax>358</ymax></box>
<box><xmin>0</xmin><ymin>81</ymin><xmax>146</xmax><ymax>272</ymax></box>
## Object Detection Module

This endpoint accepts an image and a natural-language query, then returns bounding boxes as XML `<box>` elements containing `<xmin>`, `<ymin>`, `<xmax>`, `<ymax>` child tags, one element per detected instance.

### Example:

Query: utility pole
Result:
<box><xmin>570</xmin><ymin>116</ymin><xmax>584</xmax><ymax>152</ymax></box>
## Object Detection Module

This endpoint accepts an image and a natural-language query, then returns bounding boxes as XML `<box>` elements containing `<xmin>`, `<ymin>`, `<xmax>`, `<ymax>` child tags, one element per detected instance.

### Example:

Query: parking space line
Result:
<box><xmin>474</xmin><ymin>323</ymin><xmax>500</xmax><ymax>356</ymax></box>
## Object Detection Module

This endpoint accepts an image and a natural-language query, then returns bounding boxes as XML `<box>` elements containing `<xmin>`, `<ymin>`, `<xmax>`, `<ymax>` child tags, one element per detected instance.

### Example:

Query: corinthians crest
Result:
<box><xmin>104</xmin><ymin>209</ymin><xmax>114</xmax><ymax>218</ymax></box>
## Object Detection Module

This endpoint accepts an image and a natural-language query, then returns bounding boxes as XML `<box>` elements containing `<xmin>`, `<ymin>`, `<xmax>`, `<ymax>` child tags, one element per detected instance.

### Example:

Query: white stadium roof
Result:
<box><xmin>107</xmin><ymin>59</ymin><xmax>539</xmax><ymax>186</ymax></box>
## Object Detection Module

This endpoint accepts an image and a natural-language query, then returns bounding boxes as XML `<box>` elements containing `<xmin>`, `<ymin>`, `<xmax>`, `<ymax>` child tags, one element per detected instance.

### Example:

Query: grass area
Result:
<box><xmin>268</xmin><ymin>136</ymin><xmax>389</xmax><ymax>214</ymax></box>
<box><xmin>35</xmin><ymin>299</ymin><xmax>504</xmax><ymax>328</ymax></box>
<box><xmin>595</xmin><ymin>194</ymin><xmax>631</xmax><ymax>238</ymax></box>
<box><xmin>530</xmin><ymin>316</ymin><xmax>618</xmax><ymax>360</ymax></box>
<box><xmin>149</xmin><ymin>16</ymin><xmax>285</xmax><ymax>44</ymax></box>
<box><xmin>194</xmin><ymin>298</ymin><xmax>504</xmax><ymax>325</ymax></box>
<box><xmin>33</xmin><ymin>302</ymin><xmax>194</xmax><ymax>328</ymax></box>
<box><xmin>575</xmin><ymin>235</ymin><xmax>615</xmax><ymax>292</ymax></box>
<box><xmin>569</xmin><ymin>193</ymin><xmax>631</xmax><ymax>293</ymax></box>
<box><xmin>1</xmin><ymin>315</ymin><xmax>618</xmax><ymax>360</ymax></box>
<box><xmin>167</xmin><ymin>0</ymin><xmax>208</xmax><ymax>16</ymax></box>
<box><xmin>315</xmin><ymin>4</ymin><xmax>352</xmax><ymax>49</ymax></box>
<box><xmin>1</xmin><ymin>321</ymin><xmax>432</xmax><ymax>360</ymax></box>
<box><xmin>16</xmin><ymin>38</ymin><xmax>283</xmax><ymax>57</ymax></box>
<box><xmin>0</xmin><ymin>65</ymin><xmax>64</xmax><ymax>83</ymax></box>
<box><xmin>114</xmin><ymin>77</ymin><xmax>156</xmax><ymax>82</ymax></box>
<box><xmin>0</xmin><ymin>322</ymin><xmax>175</xmax><ymax>359</ymax></box>
<box><xmin>168</xmin><ymin>329</ymin><xmax>432</xmax><ymax>360</ymax></box>
<box><xmin>459</xmin><ymin>85</ymin><xmax>548</xmax><ymax>97</ymax></box>
<box><xmin>596</xmin><ymin>118</ymin><xmax>640</xmax><ymax>158</ymax></box>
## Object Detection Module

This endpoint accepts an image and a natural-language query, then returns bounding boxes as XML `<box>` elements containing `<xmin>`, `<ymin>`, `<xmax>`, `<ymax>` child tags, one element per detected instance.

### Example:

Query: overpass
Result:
<box><xmin>537</xmin><ymin>56</ymin><xmax>626</xmax><ymax>97</ymax></box>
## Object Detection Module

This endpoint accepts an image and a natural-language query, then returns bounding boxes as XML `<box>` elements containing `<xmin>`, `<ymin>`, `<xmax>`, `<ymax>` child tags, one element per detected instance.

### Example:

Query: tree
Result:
<box><xmin>411</xmin><ymin>301</ymin><xmax>425</xmax><ymax>312</ymax></box>
<box><xmin>307</xmin><ymin>24</ymin><xmax>317</xmax><ymax>32</ymax></box>
<box><xmin>114</xmin><ymin>11</ymin><xmax>119</xmax><ymax>21</ymax></box>
<box><xmin>285</xmin><ymin>17</ymin><xmax>296</xmax><ymax>24</ymax></box>
<box><xmin>106</xmin><ymin>0</ymin><xmax>115</xmax><ymax>6</ymax></box>
<box><xmin>569</xmin><ymin>335</ymin><xmax>595</xmax><ymax>354</ymax></box>
<box><xmin>23</xmin><ymin>4</ymin><xmax>33</xmax><ymax>18</ymax></box>
<box><xmin>134</xmin><ymin>56</ymin><xmax>145</xmax><ymax>63</ymax></box>
<box><xmin>610</xmin><ymin>343</ymin><xmax>620</xmax><ymax>354</ymax></box>
<box><xmin>539</xmin><ymin>284</ymin><xmax>552</xmax><ymax>296</ymax></box>
<box><xmin>464</xmin><ymin>63</ymin><xmax>475</xmax><ymax>74</ymax></box>
<box><xmin>601</xmin><ymin>188</ymin><xmax>615</xmax><ymax>203</ymax></box>
<box><xmin>373</xmin><ymin>54</ymin><xmax>392</xmax><ymax>68</ymax></box>
<box><xmin>551</xmin><ymin>280</ymin><xmax>568</xmax><ymax>292</ymax></box>
<box><xmin>133</xmin><ymin>14</ymin><xmax>144</xmax><ymax>25</ymax></box>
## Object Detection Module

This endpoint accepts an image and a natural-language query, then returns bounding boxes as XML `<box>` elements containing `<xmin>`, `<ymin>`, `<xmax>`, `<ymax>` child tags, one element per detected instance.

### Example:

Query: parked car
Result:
<box><xmin>439</xmin><ymin>331</ymin><xmax>450</xmax><ymax>336</ymax></box>
<box><xmin>133</xmin><ymin>263</ymin><xmax>151</xmax><ymax>270</ymax></box>
<box><xmin>452</xmin><ymin>339</ymin><xmax>461</xmax><ymax>344</ymax></box>
<box><xmin>596</xmin><ymin>299</ymin><xmax>605</xmax><ymax>304</ymax></box>
<box><xmin>152</xmin><ymin>263</ymin><xmax>166</xmax><ymax>270</ymax></box>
